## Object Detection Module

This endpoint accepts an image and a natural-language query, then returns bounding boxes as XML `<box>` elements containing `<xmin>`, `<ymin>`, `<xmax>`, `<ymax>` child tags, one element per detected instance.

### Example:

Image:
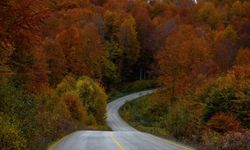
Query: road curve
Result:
<box><xmin>50</xmin><ymin>90</ymin><xmax>193</xmax><ymax>150</ymax></box>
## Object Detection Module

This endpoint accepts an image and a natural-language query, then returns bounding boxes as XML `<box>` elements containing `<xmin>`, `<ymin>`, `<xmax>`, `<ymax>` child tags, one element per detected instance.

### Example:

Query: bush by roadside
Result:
<box><xmin>0</xmin><ymin>76</ymin><xmax>107</xmax><ymax>150</ymax></box>
<box><xmin>119</xmin><ymin>91</ymin><xmax>250</xmax><ymax>150</ymax></box>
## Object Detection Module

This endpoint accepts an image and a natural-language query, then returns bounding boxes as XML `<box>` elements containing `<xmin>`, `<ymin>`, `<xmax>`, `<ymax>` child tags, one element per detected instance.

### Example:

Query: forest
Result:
<box><xmin>0</xmin><ymin>0</ymin><xmax>250</xmax><ymax>149</ymax></box>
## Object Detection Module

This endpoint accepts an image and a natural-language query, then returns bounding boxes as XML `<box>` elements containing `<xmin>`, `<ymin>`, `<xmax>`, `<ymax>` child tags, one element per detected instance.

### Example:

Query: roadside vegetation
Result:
<box><xmin>120</xmin><ymin>66</ymin><xmax>250</xmax><ymax>149</ymax></box>
<box><xmin>120</xmin><ymin>96</ymin><xmax>168</xmax><ymax>136</ymax></box>
<box><xmin>0</xmin><ymin>76</ymin><xmax>107</xmax><ymax>150</ymax></box>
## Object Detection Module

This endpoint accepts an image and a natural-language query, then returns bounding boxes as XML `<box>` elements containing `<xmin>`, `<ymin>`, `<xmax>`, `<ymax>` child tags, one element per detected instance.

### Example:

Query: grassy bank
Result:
<box><xmin>119</xmin><ymin>92</ymin><xmax>250</xmax><ymax>150</ymax></box>
<box><xmin>119</xmin><ymin>95</ymin><xmax>170</xmax><ymax>137</ymax></box>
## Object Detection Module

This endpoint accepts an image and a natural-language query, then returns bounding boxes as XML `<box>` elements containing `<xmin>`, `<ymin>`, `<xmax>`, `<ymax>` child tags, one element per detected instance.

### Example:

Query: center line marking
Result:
<box><xmin>111</xmin><ymin>132</ymin><xmax>126</xmax><ymax>150</ymax></box>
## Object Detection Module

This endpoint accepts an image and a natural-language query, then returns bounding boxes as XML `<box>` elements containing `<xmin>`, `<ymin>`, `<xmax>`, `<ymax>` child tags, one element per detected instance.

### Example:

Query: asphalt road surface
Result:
<box><xmin>51</xmin><ymin>90</ymin><xmax>193</xmax><ymax>150</ymax></box>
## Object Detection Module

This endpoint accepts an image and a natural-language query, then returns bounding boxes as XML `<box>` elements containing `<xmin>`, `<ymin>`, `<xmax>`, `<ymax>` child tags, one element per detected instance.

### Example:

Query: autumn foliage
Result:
<box><xmin>1</xmin><ymin>0</ymin><xmax>250</xmax><ymax>149</ymax></box>
<box><xmin>60</xmin><ymin>92</ymin><xmax>88</xmax><ymax>122</ymax></box>
<box><xmin>205</xmin><ymin>113</ymin><xmax>243</xmax><ymax>134</ymax></box>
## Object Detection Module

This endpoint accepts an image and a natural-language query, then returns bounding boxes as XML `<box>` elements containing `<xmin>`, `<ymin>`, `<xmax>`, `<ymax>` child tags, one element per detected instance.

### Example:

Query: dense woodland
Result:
<box><xmin>0</xmin><ymin>0</ymin><xmax>250</xmax><ymax>149</ymax></box>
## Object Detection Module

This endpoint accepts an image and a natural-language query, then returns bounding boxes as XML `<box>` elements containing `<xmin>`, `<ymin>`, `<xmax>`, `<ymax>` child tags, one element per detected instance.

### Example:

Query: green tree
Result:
<box><xmin>118</xmin><ymin>16</ymin><xmax>140</xmax><ymax>81</ymax></box>
<box><xmin>76</xmin><ymin>76</ymin><xmax>107</xmax><ymax>124</ymax></box>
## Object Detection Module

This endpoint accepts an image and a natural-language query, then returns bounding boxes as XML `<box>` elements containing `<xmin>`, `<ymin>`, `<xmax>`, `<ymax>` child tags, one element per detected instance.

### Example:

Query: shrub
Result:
<box><xmin>163</xmin><ymin>100</ymin><xmax>192</xmax><ymax>139</ymax></box>
<box><xmin>0</xmin><ymin>114</ymin><xmax>26</xmax><ymax>150</ymax></box>
<box><xmin>149</xmin><ymin>90</ymin><xmax>170</xmax><ymax>116</ymax></box>
<box><xmin>55</xmin><ymin>76</ymin><xmax>107</xmax><ymax>124</ymax></box>
<box><xmin>31</xmin><ymin>93</ymin><xmax>74</xmax><ymax>150</ymax></box>
<box><xmin>120</xmin><ymin>96</ymin><xmax>155</xmax><ymax>126</ymax></box>
<box><xmin>0</xmin><ymin>76</ymin><xmax>108</xmax><ymax>150</ymax></box>
<box><xmin>86</xmin><ymin>114</ymin><xmax>97</xmax><ymax>126</ymax></box>
<box><xmin>222</xmin><ymin>132</ymin><xmax>250</xmax><ymax>150</ymax></box>
<box><xmin>205</xmin><ymin>113</ymin><xmax>243</xmax><ymax>134</ymax></box>
<box><xmin>56</xmin><ymin>75</ymin><xmax>76</xmax><ymax>95</ymax></box>
<box><xmin>231</xmin><ymin>99</ymin><xmax>250</xmax><ymax>128</ymax></box>
<box><xmin>198</xmin><ymin>76</ymin><xmax>237</xmax><ymax>123</ymax></box>
<box><xmin>76</xmin><ymin>76</ymin><xmax>107</xmax><ymax>124</ymax></box>
<box><xmin>202</xmin><ymin>87</ymin><xmax>236</xmax><ymax>123</ymax></box>
<box><xmin>202</xmin><ymin>130</ymin><xmax>250</xmax><ymax>150</ymax></box>
<box><xmin>202</xmin><ymin>129</ymin><xmax>223</xmax><ymax>150</ymax></box>
<box><xmin>0</xmin><ymin>80</ymin><xmax>37</xmax><ymax>149</ymax></box>
<box><xmin>60</xmin><ymin>92</ymin><xmax>88</xmax><ymax>122</ymax></box>
<box><xmin>201</xmin><ymin>113</ymin><xmax>248</xmax><ymax>150</ymax></box>
<box><xmin>0</xmin><ymin>80</ymin><xmax>28</xmax><ymax>116</ymax></box>
<box><xmin>200</xmin><ymin>73</ymin><xmax>250</xmax><ymax>127</ymax></box>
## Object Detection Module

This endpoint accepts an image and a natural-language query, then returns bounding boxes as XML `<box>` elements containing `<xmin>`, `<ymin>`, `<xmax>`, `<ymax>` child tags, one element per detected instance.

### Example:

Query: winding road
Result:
<box><xmin>50</xmin><ymin>90</ymin><xmax>193</xmax><ymax>150</ymax></box>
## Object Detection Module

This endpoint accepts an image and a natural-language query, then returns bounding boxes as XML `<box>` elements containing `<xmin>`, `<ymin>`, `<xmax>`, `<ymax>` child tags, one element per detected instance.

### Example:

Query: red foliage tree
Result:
<box><xmin>0</xmin><ymin>0</ymin><xmax>49</xmax><ymax>92</ymax></box>
<box><xmin>205</xmin><ymin>113</ymin><xmax>243</xmax><ymax>134</ymax></box>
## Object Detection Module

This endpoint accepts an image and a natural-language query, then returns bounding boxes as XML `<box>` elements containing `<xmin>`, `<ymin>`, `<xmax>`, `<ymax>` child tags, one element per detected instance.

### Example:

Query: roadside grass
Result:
<box><xmin>119</xmin><ymin>95</ymin><xmax>197</xmax><ymax>149</ymax></box>
<box><xmin>119</xmin><ymin>95</ymin><xmax>170</xmax><ymax>138</ymax></box>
